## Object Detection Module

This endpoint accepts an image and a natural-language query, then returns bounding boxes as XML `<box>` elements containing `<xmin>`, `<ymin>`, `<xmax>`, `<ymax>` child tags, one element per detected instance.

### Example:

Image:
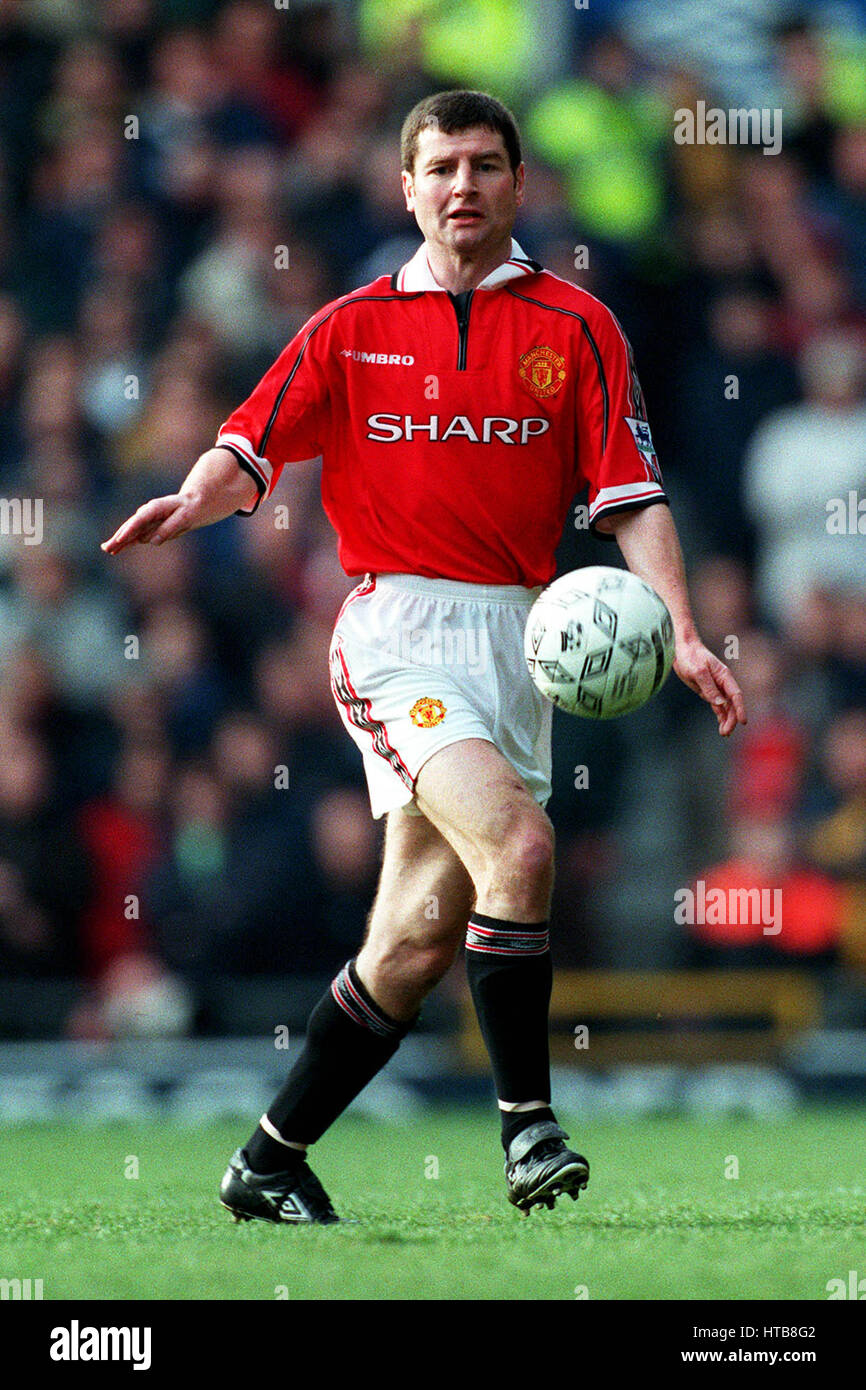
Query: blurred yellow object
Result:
<box><xmin>809</xmin><ymin>797</ymin><xmax>866</xmax><ymax>875</ymax></box>
<box><xmin>526</xmin><ymin>81</ymin><xmax>669</xmax><ymax>242</ymax></box>
<box><xmin>460</xmin><ymin>970</ymin><xmax>821</xmax><ymax>1067</ymax></box>
<box><xmin>358</xmin><ymin>0</ymin><xmax>538</xmax><ymax>102</ymax></box>
<box><xmin>839</xmin><ymin>885</ymin><xmax>866</xmax><ymax>974</ymax></box>
<box><xmin>825</xmin><ymin>32</ymin><xmax>866</xmax><ymax>122</ymax></box>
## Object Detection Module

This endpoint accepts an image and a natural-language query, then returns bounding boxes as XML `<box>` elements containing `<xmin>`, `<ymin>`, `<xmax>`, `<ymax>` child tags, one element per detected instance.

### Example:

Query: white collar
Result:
<box><xmin>396</xmin><ymin>237</ymin><xmax>540</xmax><ymax>292</ymax></box>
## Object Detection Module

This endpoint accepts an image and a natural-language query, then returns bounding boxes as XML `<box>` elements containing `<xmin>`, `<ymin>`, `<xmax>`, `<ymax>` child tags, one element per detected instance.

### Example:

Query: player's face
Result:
<box><xmin>402</xmin><ymin>126</ymin><xmax>525</xmax><ymax>257</ymax></box>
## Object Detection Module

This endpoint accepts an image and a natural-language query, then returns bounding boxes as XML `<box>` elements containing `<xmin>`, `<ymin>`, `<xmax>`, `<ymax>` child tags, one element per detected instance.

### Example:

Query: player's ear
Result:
<box><xmin>402</xmin><ymin>168</ymin><xmax>415</xmax><ymax>211</ymax></box>
<box><xmin>514</xmin><ymin>162</ymin><xmax>526</xmax><ymax>207</ymax></box>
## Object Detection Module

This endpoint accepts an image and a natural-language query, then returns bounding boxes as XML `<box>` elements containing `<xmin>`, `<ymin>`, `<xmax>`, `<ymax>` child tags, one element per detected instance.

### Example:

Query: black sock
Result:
<box><xmin>244</xmin><ymin>959</ymin><xmax>411</xmax><ymax>1173</ymax></box>
<box><xmin>500</xmin><ymin>1106</ymin><xmax>556</xmax><ymax>1153</ymax></box>
<box><xmin>245</xmin><ymin>1128</ymin><xmax>306</xmax><ymax>1174</ymax></box>
<box><xmin>465</xmin><ymin>910</ymin><xmax>553</xmax><ymax>1112</ymax></box>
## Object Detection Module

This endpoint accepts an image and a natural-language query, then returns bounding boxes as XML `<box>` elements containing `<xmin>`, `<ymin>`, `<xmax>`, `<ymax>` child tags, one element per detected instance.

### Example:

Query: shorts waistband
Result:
<box><xmin>371</xmin><ymin>572</ymin><xmax>542</xmax><ymax>604</ymax></box>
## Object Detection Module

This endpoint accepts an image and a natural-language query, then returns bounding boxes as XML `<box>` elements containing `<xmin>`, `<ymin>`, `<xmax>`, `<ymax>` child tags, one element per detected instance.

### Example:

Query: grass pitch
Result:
<box><xmin>2</xmin><ymin>1108</ymin><xmax>864</xmax><ymax>1300</ymax></box>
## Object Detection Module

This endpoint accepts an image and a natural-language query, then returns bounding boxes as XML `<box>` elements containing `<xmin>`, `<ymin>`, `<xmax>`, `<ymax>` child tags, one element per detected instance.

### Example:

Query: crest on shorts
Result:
<box><xmin>410</xmin><ymin>697</ymin><xmax>446</xmax><ymax>728</ymax></box>
<box><xmin>518</xmin><ymin>345</ymin><xmax>566</xmax><ymax>399</ymax></box>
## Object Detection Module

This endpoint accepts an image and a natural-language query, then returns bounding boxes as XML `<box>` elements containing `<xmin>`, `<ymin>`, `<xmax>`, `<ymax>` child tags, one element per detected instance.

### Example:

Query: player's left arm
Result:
<box><xmin>602</xmin><ymin>502</ymin><xmax>747</xmax><ymax>737</ymax></box>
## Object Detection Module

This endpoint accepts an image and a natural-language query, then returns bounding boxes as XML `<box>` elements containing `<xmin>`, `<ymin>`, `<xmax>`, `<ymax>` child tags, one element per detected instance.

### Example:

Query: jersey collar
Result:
<box><xmin>395</xmin><ymin>237</ymin><xmax>540</xmax><ymax>292</ymax></box>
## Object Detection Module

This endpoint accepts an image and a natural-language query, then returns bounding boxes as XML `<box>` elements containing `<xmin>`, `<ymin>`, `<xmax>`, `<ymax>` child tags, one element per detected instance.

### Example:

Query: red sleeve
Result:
<box><xmin>215</xmin><ymin>309</ymin><xmax>330</xmax><ymax>515</ymax></box>
<box><xmin>575</xmin><ymin>301</ymin><xmax>668</xmax><ymax>537</ymax></box>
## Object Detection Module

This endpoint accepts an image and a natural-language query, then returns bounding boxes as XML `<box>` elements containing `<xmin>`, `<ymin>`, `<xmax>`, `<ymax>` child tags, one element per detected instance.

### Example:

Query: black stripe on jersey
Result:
<box><xmin>608</xmin><ymin>315</ymin><xmax>662</xmax><ymax>484</ymax></box>
<box><xmin>506</xmin><ymin>289</ymin><xmax>609</xmax><ymax>451</ymax></box>
<box><xmin>627</xmin><ymin>340</ymin><xmax>643</xmax><ymax>420</ymax></box>
<box><xmin>258</xmin><ymin>293</ymin><xmax>424</xmax><ymax>457</ymax></box>
<box><xmin>609</xmin><ymin>312</ymin><xmax>645</xmax><ymax>421</ymax></box>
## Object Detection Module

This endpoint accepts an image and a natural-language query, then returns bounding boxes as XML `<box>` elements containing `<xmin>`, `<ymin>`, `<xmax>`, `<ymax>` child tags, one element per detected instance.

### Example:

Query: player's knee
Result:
<box><xmin>496</xmin><ymin>816</ymin><xmax>555</xmax><ymax>894</ymax></box>
<box><xmin>508</xmin><ymin>817</ymin><xmax>555</xmax><ymax>877</ymax></box>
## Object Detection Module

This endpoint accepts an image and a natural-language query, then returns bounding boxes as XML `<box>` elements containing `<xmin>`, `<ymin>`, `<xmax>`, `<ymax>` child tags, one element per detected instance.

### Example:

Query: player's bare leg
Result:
<box><xmin>413</xmin><ymin>737</ymin><xmax>589</xmax><ymax>1212</ymax></box>
<box><xmin>355</xmin><ymin>806</ymin><xmax>476</xmax><ymax>1020</ymax></box>
<box><xmin>413</xmin><ymin>737</ymin><xmax>555</xmax><ymax>922</ymax></box>
<box><xmin>220</xmin><ymin>806</ymin><xmax>475</xmax><ymax>1224</ymax></box>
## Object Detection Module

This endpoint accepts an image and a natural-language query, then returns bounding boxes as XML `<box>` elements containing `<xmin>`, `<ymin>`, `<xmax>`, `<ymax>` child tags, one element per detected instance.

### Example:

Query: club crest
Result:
<box><xmin>410</xmin><ymin>697</ymin><xmax>447</xmax><ymax>728</ymax></box>
<box><xmin>519</xmin><ymin>345</ymin><xmax>566</xmax><ymax>399</ymax></box>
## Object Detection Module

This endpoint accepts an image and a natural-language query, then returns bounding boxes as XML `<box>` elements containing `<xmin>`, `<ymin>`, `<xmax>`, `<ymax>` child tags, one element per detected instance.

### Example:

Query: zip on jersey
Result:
<box><xmin>448</xmin><ymin>289</ymin><xmax>475</xmax><ymax>370</ymax></box>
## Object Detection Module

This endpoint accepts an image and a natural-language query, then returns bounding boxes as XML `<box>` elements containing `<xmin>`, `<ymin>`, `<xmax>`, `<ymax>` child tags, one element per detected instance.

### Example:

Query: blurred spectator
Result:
<box><xmin>525</xmin><ymin>28</ymin><xmax>670</xmax><ymax>248</ymax></box>
<box><xmin>808</xmin><ymin>708</ymin><xmax>866</xmax><ymax>878</ymax></box>
<box><xmin>358</xmin><ymin>0</ymin><xmax>565</xmax><ymax>105</ymax></box>
<box><xmin>742</xmin><ymin>330</ymin><xmax>866</xmax><ymax>627</ymax></box>
<box><xmin>684</xmin><ymin>817</ymin><xmax>844</xmax><ymax>965</ymax></box>
<box><xmin>0</xmin><ymin>722</ymin><xmax>89</xmax><ymax>976</ymax></box>
<box><xmin>309</xmin><ymin>786</ymin><xmax>381</xmax><ymax>953</ymax></box>
<box><xmin>67</xmin><ymin>949</ymin><xmax>194</xmax><ymax>1040</ymax></box>
<box><xmin>16</xmin><ymin>117</ymin><xmax>129</xmax><ymax>331</ymax></box>
<box><xmin>776</xmin><ymin>16</ymin><xmax>843</xmax><ymax>184</ymax></box>
<box><xmin>210</xmin><ymin>0</ymin><xmax>324</xmax><ymax>147</ymax></box>
<box><xmin>806</xmin><ymin>708</ymin><xmax>866</xmax><ymax>979</ymax></box>
<box><xmin>138</xmin><ymin>597</ymin><xmax>228</xmax><ymax>753</ymax></box>
<box><xmin>178</xmin><ymin>145</ymin><xmax>286</xmax><ymax>357</ymax></box>
<box><xmin>76</xmin><ymin>737</ymin><xmax>169</xmax><ymax>977</ymax></box>
<box><xmin>0</xmin><ymin>530</ymin><xmax>130</xmax><ymax>704</ymax></box>
<box><xmin>815</xmin><ymin>125</ymin><xmax>866</xmax><ymax>305</ymax></box>
<box><xmin>671</xmin><ymin>288</ymin><xmax>800</xmax><ymax>555</ymax></box>
<box><xmin>725</xmin><ymin>629</ymin><xmax>808</xmax><ymax>825</ymax></box>
<box><xmin>143</xmin><ymin>729</ymin><xmax>324</xmax><ymax>978</ymax></box>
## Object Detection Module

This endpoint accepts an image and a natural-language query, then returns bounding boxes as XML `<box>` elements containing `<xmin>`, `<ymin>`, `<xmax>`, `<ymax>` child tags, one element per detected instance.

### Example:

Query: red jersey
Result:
<box><xmin>216</xmin><ymin>238</ymin><xmax>667</xmax><ymax>587</ymax></box>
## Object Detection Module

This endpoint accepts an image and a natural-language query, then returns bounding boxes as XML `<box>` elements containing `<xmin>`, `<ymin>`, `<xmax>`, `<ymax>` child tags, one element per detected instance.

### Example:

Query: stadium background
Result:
<box><xmin>0</xmin><ymin>0</ymin><xmax>865</xmax><ymax>1126</ymax></box>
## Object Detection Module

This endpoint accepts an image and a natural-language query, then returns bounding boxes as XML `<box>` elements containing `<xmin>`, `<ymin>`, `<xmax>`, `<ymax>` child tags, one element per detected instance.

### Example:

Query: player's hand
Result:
<box><xmin>673</xmin><ymin>638</ymin><xmax>747</xmax><ymax>737</ymax></box>
<box><xmin>101</xmin><ymin>493</ymin><xmax>200</xmax><ymax>555</ymax></box>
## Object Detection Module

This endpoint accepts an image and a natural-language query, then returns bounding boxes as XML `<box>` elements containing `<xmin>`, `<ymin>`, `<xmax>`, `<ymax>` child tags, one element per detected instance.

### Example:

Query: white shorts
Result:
<box><xmin>328</xmin><ymin>572</ymin><xmax>553</xmax><ymax>820</ymax></box>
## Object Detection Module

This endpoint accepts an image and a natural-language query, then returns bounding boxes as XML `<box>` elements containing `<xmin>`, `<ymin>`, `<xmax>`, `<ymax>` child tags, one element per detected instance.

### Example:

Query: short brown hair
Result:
<box><xmin>400</xmin><ymin>89</ymin><xmax>522</xmax><ymax>175</ymax></box>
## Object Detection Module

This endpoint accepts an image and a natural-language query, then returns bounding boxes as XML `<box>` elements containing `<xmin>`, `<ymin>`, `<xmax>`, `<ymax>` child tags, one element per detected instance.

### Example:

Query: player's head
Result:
<box><xmin>400</xmin><ymin>90</ymin><xmax>525</xmax><ymax>258</ymax></box>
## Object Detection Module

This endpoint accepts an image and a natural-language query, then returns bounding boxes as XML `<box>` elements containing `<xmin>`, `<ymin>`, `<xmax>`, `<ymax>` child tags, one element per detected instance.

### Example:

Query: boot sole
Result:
<box><xmin>509</xmin><ymin>1159</ymin><xmax>590</xmax><ymax>1214</ymax></box>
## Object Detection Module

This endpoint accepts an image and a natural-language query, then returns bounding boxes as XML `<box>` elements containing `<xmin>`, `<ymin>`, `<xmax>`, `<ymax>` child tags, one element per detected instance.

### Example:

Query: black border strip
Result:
<box><xmin>218</xmin><ymin>443</ymin><xmax>267</xmax><ymax>515</ymax></box>
<box><xmin>590</xmin><ymin>493</ymin><xmax>669</xmax><ymax>540</ymax></box>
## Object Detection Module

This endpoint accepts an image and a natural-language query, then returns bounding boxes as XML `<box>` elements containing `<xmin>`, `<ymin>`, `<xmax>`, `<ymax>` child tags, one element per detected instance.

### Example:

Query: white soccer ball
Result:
<box><xmin>524</xmin><ymin>566</ymin><xmax>675</xmax><ymax>718</ymax></box>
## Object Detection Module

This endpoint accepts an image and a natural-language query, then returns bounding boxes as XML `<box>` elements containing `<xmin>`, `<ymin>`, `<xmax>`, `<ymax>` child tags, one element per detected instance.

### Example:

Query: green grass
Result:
<box><xmin>2</xmin><ymin>1108</ymin><xmax>865</xmax><ymax>1300</ymax></box>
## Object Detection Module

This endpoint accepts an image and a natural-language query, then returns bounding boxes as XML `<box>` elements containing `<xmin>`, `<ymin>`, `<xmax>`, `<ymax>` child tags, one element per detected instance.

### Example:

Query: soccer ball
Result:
<box><xmin>524</xmin><ymin>566</ymin><xmax>675</xmax><ymax>718</ymax></box>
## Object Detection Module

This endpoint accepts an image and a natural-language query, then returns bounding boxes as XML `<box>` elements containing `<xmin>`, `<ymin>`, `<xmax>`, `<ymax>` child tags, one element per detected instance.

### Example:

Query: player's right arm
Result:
<box><xmin>102</xmin><ymin>301</ymin><xmax>332</xmax><ymax>557</ymax></box>
<box><xmin>101</xmin><ymin>446</ymin><xmax>259</xmax><ymax>554</ymax></box>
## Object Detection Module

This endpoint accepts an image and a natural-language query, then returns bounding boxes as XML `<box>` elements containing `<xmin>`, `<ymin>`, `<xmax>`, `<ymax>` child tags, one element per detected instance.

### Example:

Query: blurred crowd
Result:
<box><xmin>0</xmin><ymin>0</ymin><xmax>864</xmax><ymax>1036</ymax></box>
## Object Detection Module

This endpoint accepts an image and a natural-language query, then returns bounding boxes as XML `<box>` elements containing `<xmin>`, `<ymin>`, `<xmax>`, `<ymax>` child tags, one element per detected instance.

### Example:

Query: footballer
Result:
<box><xmin>103</xmin><ymin>91</ymin><xmax>746</xmax><ymax>1223</ymax></box>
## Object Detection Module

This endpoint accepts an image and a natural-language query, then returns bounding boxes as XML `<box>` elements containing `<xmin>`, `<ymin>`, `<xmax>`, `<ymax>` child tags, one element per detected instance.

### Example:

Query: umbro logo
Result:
<box><xmin>341</xmin><ymin>349</ymin><xmax>415</xmax><ymax>365</ymax></box>
<box><xmin>278</xmin><ymin>1192</ymin><xmax>311</xmax><ymax>1221</ymax></box>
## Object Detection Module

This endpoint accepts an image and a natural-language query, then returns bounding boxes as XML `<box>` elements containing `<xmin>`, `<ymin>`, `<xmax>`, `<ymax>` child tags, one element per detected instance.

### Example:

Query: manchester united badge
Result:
<box><xmin>409</xmin><ymin>697</ymin><xmax>447</xmax><ymax>728</ymax></box>
<box><xmin>518</xmin><ymin>345</ymin><xmax>566</xmax><ymax>399</ymax></box>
